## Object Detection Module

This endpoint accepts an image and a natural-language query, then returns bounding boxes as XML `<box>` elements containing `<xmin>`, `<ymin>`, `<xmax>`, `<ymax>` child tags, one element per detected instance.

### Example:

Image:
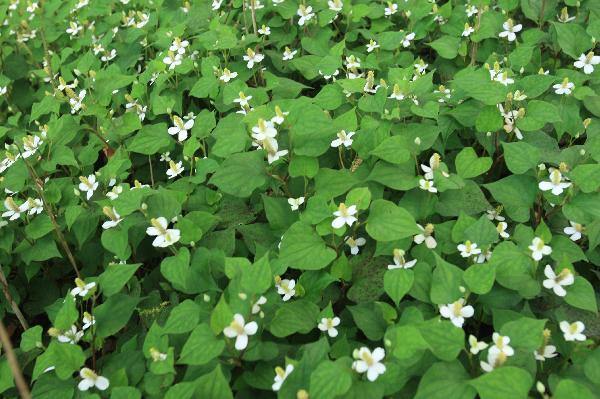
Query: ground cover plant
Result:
<box><xmin>1</xmin><ymin>0</ymin><xmax>600</xmax><ymax>397</ymax></box>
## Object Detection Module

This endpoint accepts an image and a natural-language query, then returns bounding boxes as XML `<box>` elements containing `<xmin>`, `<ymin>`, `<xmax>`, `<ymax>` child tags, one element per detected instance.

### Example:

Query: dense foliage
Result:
<box><xmin>1</xmin><ymin>0</ymin><xmax>600</xmax><ymax>398</ymax></box>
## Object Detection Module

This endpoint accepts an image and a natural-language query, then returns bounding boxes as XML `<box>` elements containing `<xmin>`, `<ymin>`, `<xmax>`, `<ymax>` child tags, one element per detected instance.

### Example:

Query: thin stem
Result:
<box><xmin>0</xmin><ymin>265</ymin><xmax>29</xmax><ymax>331</ymax></box>
<box><xmin>0</xmin><ymin>320</ymin><xmax>32</xmax><ymax>399</ymax></box>
<box><xmin>19</xmin><ymin>151</ymin><xmax>81</xmax><ymax>278</ymax></box>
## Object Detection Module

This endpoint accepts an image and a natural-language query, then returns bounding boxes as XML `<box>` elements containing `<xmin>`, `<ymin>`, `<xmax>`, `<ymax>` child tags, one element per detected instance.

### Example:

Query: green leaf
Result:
<box><xmin>430</xmin><ymin>254</ymin><xmax>464</xmax><ymax>304</ymax></box>
<box><xmin>127</xmin><ymin>123</ymin><xmax>172</xmax><ymax>155</ymax></box>
<box><xmin>464</xmin><ymin>264</ymin><xmax>496</xmax><ymax>295</ymax></box>
<box><xmin>209</xmin><ymin>151</ymin><xmax>267</xmax><ymax>198</ymax></box>
<box><xmin>553</xmin><ymin>379</ymin><xmax>594</xmax><ymax>399</ymax></box>
<box><xmin>499</xmin><ymin>316</ymin><xmax>546</xmax><ymax>351</ymax></box>
<box><xmin>346</xmin><ymin>187</ymin><xmax>371</xmax><ymax>210</ymax></box>
<box><xmin>279</xmin><ymin>222</ymin><xmax>337</xmax><ymax>270</ymax></box>
<box><xmin>415</xmin><ymin>361</ymin><xmax>476</xmax><ymax>399</ymax></box>
<box><xmin>33</xmin><ymin>342</ymin><xmax>85</xmax><ymax>380</ymax></box>
<box><xmin>98</xmin><ymin>263</ymin><xmax>141</xmax><ymax>297</ymax></box>
<box><xmin>94</xmin><ymin>294</ymin><xmax>140</xmax><ymax>338</ymax></box>
<box><xmin>370</xmin><ymin>136</ymin><xmax>411</xmax><ymax>164</ymax></box>
<box><xmin>469</xmin><ymin>367</ymin><xmax>533</xmax><ymax>399</ymax></box>
<box><xmin>552</xmin><ymin>22</ymin><xmax>593</xmax><ymax>59</ymax></box>
<box><xmin>195</xmin><ymin>365</ymin><xmax>233</xmax><ymax>399</ymax></box>
<box><xmin>164</xmin><ymin>300</ymin><xmax>201</xmax><ymax>334</ymax></box>
<box><xmin>384</xmin><ymin>269</ymin><xmax>414</xmax><ymax>306</ymax></box>
<box><xmin>502</xmin><ymin>142</ymin><xmax>541</xmax><ymax>174</ymax></box>
<box><xmin>179</xmin><ymin>323</ymin><xmax>225</xmax><ymax>365</ymax></box>
<box><xmin>455</xmin><ymin>147</ymin><xmax>492</xmax><ymax>178</ymax></box>
<box><xmin>429</xmin><ymin>36</ymin><xmax>461</xmax><ymax>59</ymax></box>
<box><xmin>309</xmin><ymin>361</ymin><xmax>352</xmax><ymax>399</ymax></box>
<box><xmin>570</xmin><ymin>164</ymin><xmax>600</xmax><ymax>193</ymax></box>
<box><xmin>366</xmin><ymin>199</ymin><xmax>420</xmax><ymax>242</ymax></box>
<box><xmin>289</xmin><ymin>156</ymin><xmax>319</xmax><ymax>178</ymax></box>
<box><xmin>484</xmin><ymin>175</ymin><xmax>538</xmax><ymax>222</ymax></box>
<box><xmin>565</xmin><ymin>276</ymin><xmax>598</xmax><ymax>313</ymax></box>
<box><xmin>241</xmin><ymin>253</ymin><xmax>272</xmax><ymax>294</ymax></box>
<box><xmin>269</xmin><ymin>300</ymin><xmax>320</xmax><ymax>337</ymax></box>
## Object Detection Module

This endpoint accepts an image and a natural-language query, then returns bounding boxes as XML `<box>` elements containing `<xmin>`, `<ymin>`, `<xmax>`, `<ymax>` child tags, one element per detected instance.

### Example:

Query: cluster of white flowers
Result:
<box><xmin>2</xmin><ymin>196</ymin><xmax>44</xmax><ymax>221</ymax></box>
<box><xmin>163</xmin><ymin>37</ymin><xmax>189</xmax><ymax>70</ymax></box>
<box><xmin>250</xmin><ymin>107</ymin><xmax>289</xmax><ymax>164</ymax></box>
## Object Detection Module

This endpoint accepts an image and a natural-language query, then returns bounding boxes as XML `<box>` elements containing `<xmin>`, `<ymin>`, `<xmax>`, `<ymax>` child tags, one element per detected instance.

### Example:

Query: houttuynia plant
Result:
<box><xmin>0</xmin><ymin>0</ymin><xmax>600</xmax><ymax>398</ymax></box>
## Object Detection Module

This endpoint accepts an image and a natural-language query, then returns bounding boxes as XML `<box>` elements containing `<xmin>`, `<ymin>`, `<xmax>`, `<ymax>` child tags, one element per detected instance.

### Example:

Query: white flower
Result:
<box><xmin>0</xmin><ymin>87</ymin><xmax>7</xmax><ymax>96</ymax></box>
<box><xmin>219</xmin><ymin>68</ymin><xmax>238</xmax><ymax>82</ymax></box>
<box><xmin>318</xmin><ymin>317</ymin><xmax>341</xmax><ymax>337</ymax></box>
<box><xmin>542</xmin><ymin>265</ymin><xmax>574</xmax><ymax>297</ymax></box>
<box><xmin>252</xmin><ymin>119</ymin><xmax>278</xmax><ymax>141</ymax></box>
<box><xmin>146</xmin><ymin>217</ymin><xmax>181</xmax><ymax>247</ymax></box>
<box><xmin>69</xmin><ymin>90</ymin><xmax>86</xmax><ymax>113</ymax></box>
<box><xmin>553</xmin><ymin>78</ymin><xmax>575</xmax><ymax>95</ymax></box>
<box><xmin>457</xmin><ymin>240</ymin><xmax>481</xmax><ymax>258</ymax></box>
<box><xmin>149</xmin><ymin>347</ymin><xmax>168</xmax><ymax>362</ymax></box>
<box><xmin>212</xmin><ymin>0</ymin><xmax>223</xmax><ymax>10</ymax></box>
<box><xmin>480</xmin><ymin>351</ymin><xmax>507</xmax><ymax>373</ymax></box>
<box><xmin>534</xmin><ymin>345</ymin><xmax>557</xmax><ymax>361</ymax></box>
<box><xmin>78</xmin><ymin>175</ymin><xmax>98</xmax><ymax>200</ymax></box>
<box><xmin>271</xmin><ymin>106</ymin><xmax>289</xmax><ymax>125</ymax></box>
<box><xmin>243</xmin><ymin>48</ymin><xmax>265</xmax><ymax>68</ymax></box>
<box><xmin>564</xmin><ymin>221</ymin><xmax>584</xmax><ymax>241</ymax></box>
<box><xmin>332</xmin><ymin>203</ymin><xmax>358</xmax><ymax>229</ymax></box>
<box><xmin>494</xmin><ymin>72</ymin><xmax>514</xmax><ymax>86</ymax></box>
<box><xmin>469</xmin><ymin>335</ymin><xmax>488</xmax><ymax>355</ymax></box>
<box><xmin>414</xmin><ymin>223</ymin><xmax>437</xmax><ymax>248</ymax></box>
<box><xmin>345</xmin><ymin>236</ymin><xmax>366</xmax><ymax>255</ymax></box>
<box><xmin>71</xmin><ymin>278</ymin><xmax>96</xmax><ymax>297</ymax></box>
<box><xmin>166</xmin><ymin>160</ymin><xmax>184</xmax><ymax>179</ymax></box>
<box><xmin>20</xmin><ymin>198</ymin><xmax>44</xmax><ymax>216</ymax></box>
<box><xmin>233</xmin><ymin>91</ymin><xmax>252</xmax><ymax>108</ymax></box>
<box><xmin>82</xmin><ymin>312</ymin><xmax>95</xmax><ymax>330</ymax></box>
<box><xmin>169</xmin><ymin>38</ymin><xmax>189</xmax><ymax>55</ymax></box>
<box><xmin>466</xmin><ymin>5</ymin><xmax>478</xmax><ymax>17</ymax></box>
<box><xmin>497</xmin><ymin>222</ymin><xmax>510</xmax><ymax>239</ymax></box>
<box><xmin>401</xmin><ymin>32</ymin><xmax>415</xmax><ymax>47</ymax></box>
<box><xmin>66</xmin><ymin>21</ymin><xmax>83</xmax><ymax>37</ymax></box>
<box><xmin>352</xmin><ymin>347</ymin><xmax>386</xmax><ymax>382</ymax></box>
<box><xmin>328</xmin><ymin>0</ymin><xmax>343</xmax><ymax>11</ymax></box>
<box><xmin>163</xmin><ymin>52</ymin><xmax>182</xmax><ymax>70</ymax></box>
<box><xmin>78</xmin><ymin>368</ymin><xmax>109</xmax><ymax>391</ymax></box>
<box><xmin>489</xmin><ymin>333</ymin><xmax>514</xmax><ymax>357</ymax></box>
<box><xmin>366</xmin><ymin>40</ymin><xmax>379</xmax><ymax>53</ymax></box>
<box><xmin>223</xmin><ymin>314</ymin><xmax>258</xmax><ymax>350</ymax></box>
<box><xmin>58</xmin><ymin>325</ymin><xmax>84</xmax><ymax>344</ymax></box>
<box><xmin>388</xmin><ymin>84</ymin><xmax>405</xmax><ymax>100</ymax></box>
<box><xmin>22</xmin><ymin>135</ymin><xmax>43</xmax><ymax>158</ymax></box>
<box><xmin>419</xmin><ymin>178</ymin><xmax>437</xmax><ymax>193</ymax></box>
<box><xmin>276</xmin><ymin>279</ymin><xmax>296</xmax><ymax>301</ymax></box>
<box><xmin>574</xmin><ymin>52</ymin><xmax>600</xmax><ymax>74</ymax></box>
<box><xmin>421</xmin><ymin>153</ymin><xmax>445</xmax><ymax>180</ymax></box>
<box><xmin>101</xmin><ymin>206</ymin><xmax>122</xmax><ymax>229</ymax></box>
<box><xmin>297</xmin><ymin>5</ymin><xmax>315</xmax><ymax>26</ymax></box>
<box><xmin>106</xmin><ymin>185</ymin><xmax>123</xmax><ymax>200</ymax></box>
<box><xmin>528</xmin><ymin>237</ymin><xmax>552</xmax><ymax>261</ymax></box>
<box><xmin>2</xmin><ymin>197</ymin><xmax>22</xmax><ymax>220</ymax></box>
<box><xmin>462</xmin><ymin>23</ymin><xmax>475</xmax><ymax>37</ymax></box>
<box><xmin>345</xmin><ymin>55</ymin><xmax>361</xmax><ymax>69</ymax></box>
<box><xmin>100</xmin><ymin>49</ymin><xmax>117</xmax><ymax>62</ymax></box>
<box><xmin>331</xmin><ymin>130</ymin><xmax>355</xmax><ymax>148</ymax></box>
<box><xmin>539</xmin><ymin>168</ymin><xmax>571</xmax><ymax>195</ymax></box>
<box><xmin>560</xmin><ymin>321</ymin><xmax>586</xmax><ymax>341</ymax></box>
<box><xmin>287</xmin><ymin>197</ymin><xmax>305</xmax><ymax>211</ymax></box>
<box><xmin>168</xmin><ymin>115</ymin><xmax>194</xmax><ymax>141</ymax></box>
<box><xmin>384</xmin><ymin>2</ymin><xmax>398</xmax><ymax>16</ymax></box>
<box><xmin>498</xmin><ymin>19</ymin><xmax>522</xmax><ymax>42</ymax></box>
<box><xmin>272</xmin><ymin>364</ymin><xmax>294</xmax><ymax>392</ymax></box>
<box><xmin>439</xmin><ymin>298</ymin><xmax>474</xmax><ymax>328</ymax></box>
<box><xmin>474</xmin><ymin>249</ymin><xmax>492</xmax><ymax>264</ymax></box>
<box><xmin>486</xmin><ymin>208</ymin><xmax>505</xmax><ymax>221</ymax></box>
<box><xmin>387</xmin><ymin>248</ymin><xmax>416</xmax><ymax>270</ymax></box>
<box><xmin>282</xmin><ymin>47</ymin><xmax>297</xmax><ymax>61</ymax></box>
<box><xmin>258</xmin><ymin>25</ymin><xmax>271</xmax><ymax>35</ymax></box>
<box><xmin>251</xmin><ymin>296</ymin><xmax>267</xmax><ymax>315</ymax></box>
